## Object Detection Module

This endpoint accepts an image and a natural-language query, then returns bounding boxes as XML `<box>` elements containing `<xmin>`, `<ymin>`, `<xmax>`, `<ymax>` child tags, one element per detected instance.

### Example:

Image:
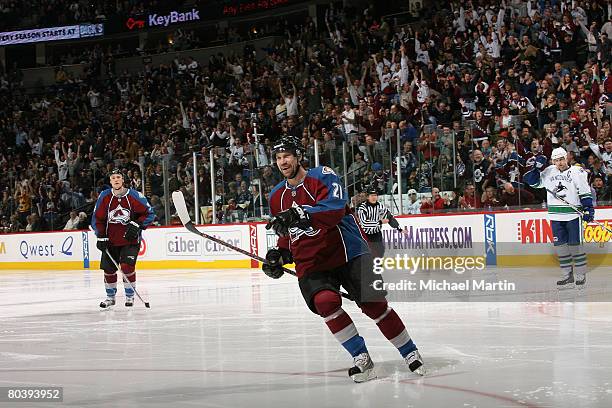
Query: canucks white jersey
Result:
<box><xmin>533</xmin><ymin>165</ymin><xmax>592</xmax><ymax>221</ymax></box>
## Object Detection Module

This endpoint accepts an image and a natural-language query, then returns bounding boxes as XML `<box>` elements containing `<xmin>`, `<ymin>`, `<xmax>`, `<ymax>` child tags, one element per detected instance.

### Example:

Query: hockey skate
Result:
<box><xmin>348</xmin><ymin>352</ymin><xmax>376</xmax><ymax>383</ymax></box>
<box><xmin>99</xmin><ymin>297</ymin><xmax>116</xmax><ymax>308</ymax></box>
<box><xmin>404</xmin><ymin>350</ymin><xmax>426</xmax><ymax>376</ymax></box>
<box><xmin>125</xmin><ymin>296</ymin><xmax>134</xmax><ymax>307</ymax></box>
<box><xmin>575</xmin><ymin>274</ymin><xmax>586</xmax><ymax>289</ymax></box>
<box><xmin>556</xmin><ymin>272</ymin><xmax>575</xmax><ymax>290</ymax></box>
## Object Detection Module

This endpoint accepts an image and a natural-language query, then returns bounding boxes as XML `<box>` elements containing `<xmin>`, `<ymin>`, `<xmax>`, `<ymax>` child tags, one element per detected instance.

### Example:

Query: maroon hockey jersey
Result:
<box><xmin>269</xmin><ymin>166</ymin><xmax>370</xmax><ymax>278</ymax></box>
<box><xmin>91</xmin><ymin>188</ymin><xmax>155</xmax><ymax>246</ymax></box>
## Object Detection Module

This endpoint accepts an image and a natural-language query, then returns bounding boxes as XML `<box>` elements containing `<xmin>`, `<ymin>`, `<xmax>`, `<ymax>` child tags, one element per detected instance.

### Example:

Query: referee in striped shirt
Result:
<box><xmin>357</xmin><ymin>188</ymin><xmax>403</xmax><ymax>258</ymax></box>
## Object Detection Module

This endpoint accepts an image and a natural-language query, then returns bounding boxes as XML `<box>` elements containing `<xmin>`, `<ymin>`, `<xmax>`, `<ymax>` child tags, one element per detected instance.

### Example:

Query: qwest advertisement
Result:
<box><xmin>0</xmin><ymin>231</ymin><xmax>83</xmax><ymax>269</ymax></box>
<box><xmin>18</xmin><ymin>234</ymin><xmax>78</xmax><ymax>260</ymax></box>
<box><xmin>0</xmin><ymin>23</ymin><xmax>103</xmax><ymax>46</ymax></box>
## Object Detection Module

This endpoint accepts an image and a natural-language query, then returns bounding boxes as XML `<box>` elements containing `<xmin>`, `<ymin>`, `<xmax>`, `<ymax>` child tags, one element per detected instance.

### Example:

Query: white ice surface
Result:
<box><xmin>0</xmin><ymin>267</ymin><xmax>611</xmax><ymax>408</ymax></box>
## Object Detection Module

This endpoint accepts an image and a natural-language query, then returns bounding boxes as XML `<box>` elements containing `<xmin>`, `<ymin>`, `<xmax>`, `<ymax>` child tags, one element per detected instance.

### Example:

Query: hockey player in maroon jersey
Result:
<box><xmin>92</xmin><ymin>169</ymin><xmax>155</xmax><ymax>308</ymax></box>
<box><xmin>263</xmin><ymin>136</ymin><xmax>425</xmax><ymax>382</ymax></box>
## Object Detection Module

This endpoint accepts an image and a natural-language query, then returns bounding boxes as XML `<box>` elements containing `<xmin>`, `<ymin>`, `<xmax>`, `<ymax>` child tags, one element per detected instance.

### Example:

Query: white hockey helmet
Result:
<box><xmin>551</xmin><ymin>147</ymin><xmax>567</xmax><ymax>161</ymax></box>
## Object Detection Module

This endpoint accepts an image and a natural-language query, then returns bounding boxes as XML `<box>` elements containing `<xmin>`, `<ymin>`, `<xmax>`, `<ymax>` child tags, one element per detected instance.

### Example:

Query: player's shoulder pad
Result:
<box><xmin>568</xmin><ymin>164</ymin><xmax>589</xmax><ymax>178</ymax></box>
<box><xmin>269</xmin><ymin>179</ymin><xmax>287</xmax><ymax>198</ymax></box>
<box><xmin>97</xmin><ymin>188</ymin><xmax>112</xmax><ymax>201</ymax></box>
<box><xmin>309</xmin><ymin>166</ymin><xmax>339</xmax><ymax>181</ymax></box>
<box><xmin>128</xmin><ymin>188</ymin><xmax>148</xmax><ymax>201</ymax></box>
<box><xmin>540</xmin><ymin>164</ymin><xmax>554</xmax><ymax>175</ymax></box>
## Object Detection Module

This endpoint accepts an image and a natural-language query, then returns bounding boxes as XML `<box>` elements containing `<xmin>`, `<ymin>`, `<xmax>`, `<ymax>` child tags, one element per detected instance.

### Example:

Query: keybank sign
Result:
<box><xmin>148</xmin><ymin>9</ymin><xmax>200</xmax><ymax>27</ymax></box>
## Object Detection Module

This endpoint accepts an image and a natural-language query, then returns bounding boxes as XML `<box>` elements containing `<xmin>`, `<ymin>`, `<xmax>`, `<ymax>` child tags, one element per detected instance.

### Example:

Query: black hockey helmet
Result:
<box><xmin>366</xmin><ymin>186</ymin><xmax>378</xmax><ymax>195</ymax></box>
<box><xmin>109</xmin><ymin>168</ymin><xmax>126</xmax><ymax>181</ymax></box>
<box><xmin>272</xmin><ymin>135</ymin><xmax>303</xmax><ymax>158</ymax></box>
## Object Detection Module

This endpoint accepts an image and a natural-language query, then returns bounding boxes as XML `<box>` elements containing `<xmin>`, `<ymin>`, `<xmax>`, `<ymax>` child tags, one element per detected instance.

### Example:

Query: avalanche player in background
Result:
<box><xmin>92</xmin><ymin>169</ymin><xmax>155</xmax><ymax>308</ymax></box>
<box><xmin>524</xmin><ymin>148</ymin><xmax>594</xmax><ymax>288</ymax></box>
<box><xmin>263</xmin><ymin>136</ymin><xmax>425</xmax><ymax>382</ymax></box>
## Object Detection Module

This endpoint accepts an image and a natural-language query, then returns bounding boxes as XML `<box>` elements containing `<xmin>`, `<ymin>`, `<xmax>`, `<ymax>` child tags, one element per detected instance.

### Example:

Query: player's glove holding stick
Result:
<box><xmin>262</xmin><ymin>247</ymin><xmax>293</xmax><ymax>279</ymax></box>
<box><xmin>580</xmin><ymin>197</ymin><xmax>595</xmax><ymax>223</ymax></box>
<box><xmin>387</xmin><ymin>212</ymin><xmax>404</xmax><ymax>232</ymax></box>
<box><xmin>97</xmin><ymin>236</ymin><xmax>109</xmax><ymax>251</ymax></box>
<box><xmin>265</xmin><ymin>206</ymin><xmax>312</xmax><ymax>237</ymax></box>
<box><xmin>124</xmin><ymin>221</ymin><xmax>144</xmax><ymax>241</ymax></box>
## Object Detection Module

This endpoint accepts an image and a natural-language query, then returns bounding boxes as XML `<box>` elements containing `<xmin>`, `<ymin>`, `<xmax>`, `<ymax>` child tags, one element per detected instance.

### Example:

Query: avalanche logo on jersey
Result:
<box><xmin>108</xmin><ymin>204</ymin><xmax>131</xmax><ymax>225</ymax></box>
<box><xmin>288</xmin><ymin>203</ymin><xmax>321</xmax><ymax>243</ymax></box>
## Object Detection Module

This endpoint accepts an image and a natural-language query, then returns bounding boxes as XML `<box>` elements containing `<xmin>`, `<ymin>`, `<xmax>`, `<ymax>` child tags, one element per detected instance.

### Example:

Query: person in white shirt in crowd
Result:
<box><xmin>63</xmin><ymin>210</ymin><xmax>80</xmax><ymax>230</ymax></box>
<box><xmin>406</xmin><ymin>189</ymin><xmax>421</xmax><ymax>214</ymax></box>
<box><xmin>585</xmin><ymin>131</ymin><xmax>612</xmax><ymax>175</ymax></box>
<box><xmin>341</xmin><ymin>101</ymin><xmax>358</xmax><ymax>136</ymax></box>
<box><xmin>343</xmin><ymin>61</ymin><xmax>367</xmax><ymax>106</ymax></box>
<box><xmin>87</xmin><ymin>87</ymin><xmax>101</xmax><ymax>109</ymax></box>
<box><xmin>279</xmin><ymin>81</ymin><xmax>298</xmax><ymax>117</ymax></box>
<box><xmin>54</xmin><ymin>142</ymin><xmax>69</xmax><ymax>182</ymax></box>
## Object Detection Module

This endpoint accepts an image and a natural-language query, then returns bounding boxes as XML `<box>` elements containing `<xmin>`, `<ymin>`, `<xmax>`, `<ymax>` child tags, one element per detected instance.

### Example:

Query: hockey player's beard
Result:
<box><xmin>288</xmin><ymin>163</ymin><xmax>301</xmax><ymax>180</ymax></box>
<box><xmin>282</xmin><ymin>161</ymin><xmax>301</xmax><ymax>182</ymax></box>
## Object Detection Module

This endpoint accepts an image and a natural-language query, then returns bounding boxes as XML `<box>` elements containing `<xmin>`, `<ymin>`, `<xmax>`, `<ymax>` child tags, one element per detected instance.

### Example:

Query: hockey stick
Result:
<box><xmin>172</xmin><ymin>191</ymin><xmax>296</xmax><ymax>275</ymax></box>
<box><xmin>104</xmin><ymin>249</ymin><xmax>151</xmax><ymax>308</ymax></box>
<box><xmin>545</xmin><ymin>187</ymin><xmax>612</xmax><ymax>235</ymax></box>
<box><xmin>170</xmin><ymin>191</ymin><xmax>353</xmax><ymax>299</ymax></box>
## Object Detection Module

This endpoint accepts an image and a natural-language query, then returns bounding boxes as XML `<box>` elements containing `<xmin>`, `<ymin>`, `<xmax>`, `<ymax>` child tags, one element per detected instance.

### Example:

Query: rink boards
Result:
<box><xmin>0</xmin><ymin>208</ymin><xmax>611</xmax><ymax>270</ymax></box>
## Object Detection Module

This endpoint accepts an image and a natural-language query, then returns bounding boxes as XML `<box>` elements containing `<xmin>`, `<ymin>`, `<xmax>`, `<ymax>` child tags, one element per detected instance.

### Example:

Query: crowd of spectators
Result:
<box><xmin>1</xmin><ymin>0</ymin><xmax>612</xmax><ymax>232</ymax></box>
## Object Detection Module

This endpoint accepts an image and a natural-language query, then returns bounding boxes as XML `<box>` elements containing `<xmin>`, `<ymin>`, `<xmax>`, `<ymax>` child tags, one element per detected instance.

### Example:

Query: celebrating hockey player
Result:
<box><xmin>357</xmin><ymin>187</ymin><xmax>403</xmax><ymax>257</ymax></box>
<box><xmin>92</xmin><ymin>169</ymin><xmax>155</xmax><ymax>307</ymax></box>
<box><xmin>263</xmin><ymin>136</ymin><xmax>425</xmax><ymax>382</ymax></box>
<box><xmin>524</xmin><ymin>148</ymin><xmax>594</xmax><ymax>288</ymax></box>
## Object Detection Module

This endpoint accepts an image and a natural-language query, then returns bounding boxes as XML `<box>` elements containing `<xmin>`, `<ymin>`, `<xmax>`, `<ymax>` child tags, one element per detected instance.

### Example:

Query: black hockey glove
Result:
<box><xmin>262</xmin><ymin>248</ymin><xmax>292</xmax><ymax>279</ymax></box>
<box><xmin>266</xmin><ymin>206</ymin><xmax>311</xmax><ymax>237</ymax></box>
<box><xmin>387</xmin><ymin>213</ymin><xmax>402</xmax><ymax>231</ymax></box>
<box><xmin>97</xmin><ymin>237</ymin><xmax>109</xmax><ymax>252</ymax></box>
<box><xmin>124</xmin><ymin>221</ymin><xmax>143</xmax><ymax>241</ymax></box>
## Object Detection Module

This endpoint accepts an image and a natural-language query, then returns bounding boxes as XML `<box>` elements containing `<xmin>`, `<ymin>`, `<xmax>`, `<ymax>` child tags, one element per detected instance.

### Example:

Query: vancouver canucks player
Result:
<box><xmin>524</xmin><ymin>147</ymin><xmax>594</xmax><ymax>288</ymax></box>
